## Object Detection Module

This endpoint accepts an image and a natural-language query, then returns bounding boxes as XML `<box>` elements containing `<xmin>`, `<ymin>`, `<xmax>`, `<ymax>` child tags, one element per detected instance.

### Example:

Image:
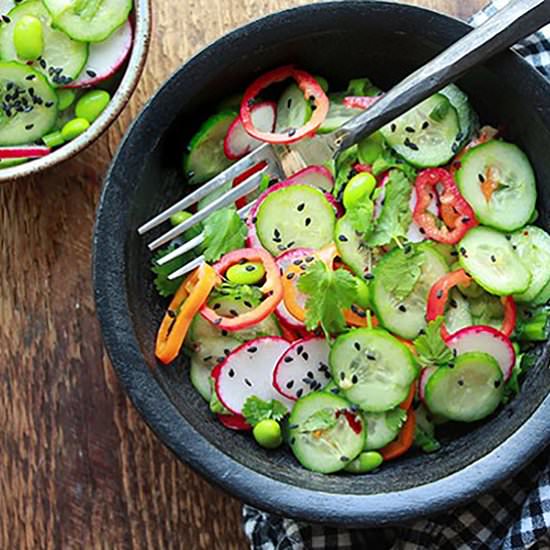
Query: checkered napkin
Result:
<box><xmin>242</xmin><ymin>3</ymin><xmax>550</xmax><ymax>549</ymax></box>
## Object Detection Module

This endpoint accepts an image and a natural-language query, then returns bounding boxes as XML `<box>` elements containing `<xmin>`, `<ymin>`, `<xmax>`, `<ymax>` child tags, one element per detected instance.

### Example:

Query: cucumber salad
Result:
<box><xmin>152</xmin><ymin>66</ymin><xmax>549</xmax><ymax>475</ymax></box>
<box><xmin>0</xmin><ymin>0</ymin><xmax>133</xmax><ymax>168</ymax></box>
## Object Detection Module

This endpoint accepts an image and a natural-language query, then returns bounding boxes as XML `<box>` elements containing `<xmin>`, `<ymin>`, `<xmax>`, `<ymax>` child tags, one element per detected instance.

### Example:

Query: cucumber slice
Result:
<box><xmin>318</xmin><ymin>99</ymin><xmax>361</xmax><ymax>134</ymax></box>
<box><xmin>456</xmin><ymin>141</ymin><xmax>537</xmax><ymax>232</ymax></box>
<box><xmin>188</xmin><ymin>295</ymin><xmax>281</xmax><ymax>346</ymax></box>
<box><xmin>255</xmin><ymin>184</ymin><xmax>336</xmax><ymax>256</ymax></box>
<box><xmin>276</xmin><ymin>83</ymin><xmax>311</xmax><ymax>132</ymax></box>
<box><xmin>329</xmin><ymin>328</ymin><xmax>418</xmax><ymax>412</ymax></box>
<box><xmin>288</xmin><ymin>391</ymin><xmax>365</xmax><ymax>473</ymax></box>
<box><xmin>372</xmin><ymin>243</ymin><xmax>449</xmax><ymax>339</ymax></box>
<box><xmin>424</xmin><ymin>351</ymin><xmax>503</xmax><ymax>422</ymax></box>
<box><xmin>184</xmin><ymin>111</ymin><xmax>235</xmax><ymax>185</ymax></box>
<box><xmin>439</xmin><ymin>84</ymin><xmax>478</xmax><ymax>149</ymax></box>
<box><xmin>458</xmin><ymin>226</ymin><xmax>531</xmax><ymax>296</ymax></box>
<box><xmin>469</xmin><ymin>292</ymin><xmax>504</xmax><ymax>330</ymax></box>
<box><xmin>334</xmin><ymin>215</ymin><xmax>376</xmax><ymax>278</ymax></box>
<box><xmin>510</xmin><ymin>226</ymin><xmax>550</xmax><ymax>303</ymax></box>
<box><xmin>0</xmin><ymin>1</ymin><xmax>88</xmax><ymax>87</ymax></box>
<box><xmin>190</xmin><ymin>356</ymin><xmax>213</xmax><ymax>401</ymax></box>
<box><xmin>43</xmin><ymin>0</ymin><xmax>132</xmax><ymax>43</ymax></box>
<box><xmin>363</xmin><ymin>407</ymin><xmax>407</xmax><ymax>450</ymax></box>
<box><xmin>381</xmin><ymin>94</ymin><xmax>460</xmax><ymax>168</ymax></box>
<box><xmin>189</xmin><ymin>336</ymin><xmax>241</xmax><ymax>369</ymax></box>
<box><xmin>0</xmin><ymin>62</ymin><xmax>57</xmax><ymax>146</ymax></box>
<box><xmin>444</xmin><ymin>289</ymin><xmax>472</xmax><ymax>335</ymax></box>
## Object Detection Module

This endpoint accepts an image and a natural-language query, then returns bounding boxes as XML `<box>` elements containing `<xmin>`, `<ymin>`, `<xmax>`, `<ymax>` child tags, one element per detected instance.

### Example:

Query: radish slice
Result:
<box><xmin>0</xmin><ymin>146</ymin><xmax>51</xmax><ymax>159</ymax></box>
<box><xmin>273</xmin><ymin>337</ymin><xmax>331</xmax><ymax>401</ymax></box>
<box><xmin>65</xmin><ymin>20</ymin><xmax>133</xmax><ymax>89</ymax></box>
<box><xmin>216</xmin><ymin>413</ymin><xmax>251</xmax><ymax>431</ymax></box>
<box><xmin>283</xmin><ymin>165</ymin><xmax>334</xmax><ymax>192</ymax></box>
<box><xmin>419</xmin><ymin>366</ymin><xmax>438</xmax><ymax>401</ymax></box>
<box><xmin>274</xmin><ymin>248</ymin><xmax>314</xmax><ymax>331</ymax></box>
<box><xmin>214</xmin><ymin>336</ymin><xmax>292</xmax><ymax>415</ymax></box>
<box><xmin>224</xmin><ymin>102</ymin><xmax>276</xmax><ymax>160</ymax></box>
<box><xmin>445</xmin><ymin>325</ymin><xmax>515</xmax><ymax>381</ymax></box>
<box><xmin>407</xmin><ymin>188</ymin><xmax>440</xmax><ymax>243</ymax></box>
<box><xmin>246</xmin><ymin>180</ymin><xmax>341</xmax><ymax>249</ymax></box>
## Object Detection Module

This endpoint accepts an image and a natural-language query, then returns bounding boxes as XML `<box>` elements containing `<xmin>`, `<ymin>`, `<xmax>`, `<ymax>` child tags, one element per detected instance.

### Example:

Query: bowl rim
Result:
<box><xmin>0</xmin><ymin>0</ymin><xmax>152</xmax><ymax>183</ymax></box>
<box><xmin>93</xmin><ymin>0</ymin><xmax>550</xmax><ymax>526</ymax></box>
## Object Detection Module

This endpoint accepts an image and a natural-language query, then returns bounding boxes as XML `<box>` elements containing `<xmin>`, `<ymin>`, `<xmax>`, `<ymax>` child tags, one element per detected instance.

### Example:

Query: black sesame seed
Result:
<box><xmin>460</xmin><ymin>247</ymin><xmax>467</xmax><ymax>257</ymax></box>
<box><xmin>436</xmin><ymin>290</ymin><xmax>443</xmax><ymax>299</ymax></box>
<box><xmin>306</xmin><ymin>371</ymin><xmax>314</xmax><ymax>378</ymax></box>
<box><xmin>296</xmin><ymin>389</ymin><xmax>303</xmax><ymax>398</ymax></box>
<box><xmin>287</xmin><ymin>98</ymin><xmax>292</xmax><ymax>109</ymax></box>
<box><xmin>297</xmin><ymin>345</ymin><xmax>303</xmax><ymax>354</ymax></box>
<box><xmin>338</xmin><ymin>234</ymin><xmax>348</xmax><ymax>242</ymax></box>
<box><xmin>288</xmin><ymin>128</ymin><xmax>296</xmax><ymax>137</ymax></box>
<box><xmin>25</xmin><ymin>74</ymin><xmax>36</xmax><ymax>81</ymax></box>
<box><xmin>450</xmin><ymin>299</ymin><xmax>458</xmax><ymax>309</ymax></box>
<box><xmin>228</xmin><ymin>369</ymin><xmax>235</xmax><ymax>378</ymax></box>
<box><xmin>304</xmin><ymin>217</ymin><xmax>311</xmax><ymax>227</ymax></box>
<box><xmin>340</xmin><ymin>371</ymin><xmax>345</xmax><ymax>380</ymax></box>
<box><xmin>244</xmin><ymin>301</ymin><xmax>253</xmax><ymax>308</ymax></box>
<box><xmin>351</xmin><ymin>375</ymin><xmax>358</xmax><ymax>384</ymax></box>
<box><xmin>367</xmin><ymin>354</ymin><xmax>376</xmax><ymax>361</ymax></box>
<box><xmin>284</xmin><ymin>356</ymin><xmax>293</xmax><ymax>363</ymax></box>
<box><xmin>25</xmin><ymin>124</ymin><xmax>34</xmax><ymax>130</ymax></box>
<box><xmin>330</xmin><ymin>387</ymin><xmax>339</xmax><ymax>394</ymax></box>
<box><xmin>277</xmin><ymin>244</ymin><xmax>286</xmax><ymax>251</ymax></box>
<box><xmin>244</xmin><ymin>378</ymin><xmax>253</xmax><ymax>387</ymax></box>
<box><xmin>245</xmin><ymin>265</ymin><xmax>255</xmax><ymax>272</ymax></box>
<box><xmin>494</xmin><ymin>380</ymin><xmax>501</xmax><ymax>388</ymax></box>
<box><xmin>286</xmin><ymin>380</ymin><xmax>294</xmax><ymax>389</ymax></box>
<box><xmin>403</xmin><ymin>137</ymin><xmax>419</xmax><ymax>151</ymax></box>
<box><xmin>405</xmin><ymin>126</ymin><xmax>415</xmax><ymax>133</ymax></box>
<box><xmin>422</xmin><ymin>121</ymin><xmax>429</xmax><ymax>130</ymax></box>
<box><xmin>461</xmin><ymin>217</ymin><xmax>470</xmax><ymax>223</ymax></box>
<box><xmin>302</xmin><ymin>352</ymin><xmax>309</xmax><ymax>361</ymax></box>
<box><xmin>478</xmin><ymin>173</ymin><xmax>486</xmax><ymax>183</ymax></box>
<box><xmin>458</xmin><ymin>379</ymin><xmax>464</xmax><ymax>386</ymax></box>
<box><xmin>365</xmin><ymin>273</ymin><xmax>374</xmax><ymax>280</ymax></box>
<box><xmin>305</xmin><ymin>256</ymin><xmax>315</xmax><ymax>263</ymax></box>
<box><xmin>2</xmin><ymin>15</ymin><xmax>10</xmax><ymax>23</ymax></box>
<box><xmin>491</xmin><ymin>255</ymin><xmax>497</xmax><ymax>263</ymax></box>
<box><xmin>398</xmin><ymin>304</ymin><xmax>407</xmax><ymax>312</ymax></box>
<box><xmin>390</xmin><ymin>123</ymin><xmax>397</xmax><ymax>133</ymax></box>
<box><xmin>213</xmin><ymin>318</ymin><xmax>222</xmax><ymax>325</ymax></box>
<box><xmin>286</xmin><ymin>272</ymin><xmax>295</xmax><ymax>280</ymax></box>
<box><xmin>451</xmin><ymin>250</ymin><xmax>459</xmax><ymax>257</ymax></box>
<box><xmin>419</xmin><ymin>227</ymin><xmax>426</xmax><ymax>235</ymax></box>
<box><xmin>297</xmin><ymin>203</ymin><xmax>305</xmax><ymax>212</ymax></box>
<box><xmin>340</xmin><ymin>456</ymin><xmax>349</xmax><ymax>462</ymax></box>
<box><xmin>287</xmin><ymin>241</ymin><xmax>295</xmax><ymax>248</ymax></box>
<box><xmin>221</xmin><ymin>330</ymin><xmax>228</xmax><ymax>337</ymax></box>
<box><xmin>354</xmin><ymin>342</ymin><xmax>361</xmax><ymax>351</ymax></box>
<box><xmin>247</xmin><ymin>346</ymin><xmax>257</xmax><ymax>353</ymax></box>
<box><xmin>273</xmin><ymin>228</ymin><xmax>280</xmax><ymax>238</ymax></box>
<box><xmin>230</xmin><ymin>309</ymin><xmax>239</xmax><ymax>317</ymax></box>
<box><xmin>167</xmin><ymin>309</ymin><xmax>176</xmax><ymax>318</ymax></box>
<box><xmin>290</xmin><ymin>437</ymin><xmax>296</xmax><ymax>445</ymax></box>
<box><xmin>293</xmin><ymin>259</ymin><xmax>303</xmax><ymax>266</ymax></box>
<box><xmin>39</xmin><ymin>59</ymin><xmax>46</xmax><ymax>69</ymax></box>
<box><xmin>213</xmin><ymin>303</ymin><xmax>221</xmax><ymax>310</ymax></box>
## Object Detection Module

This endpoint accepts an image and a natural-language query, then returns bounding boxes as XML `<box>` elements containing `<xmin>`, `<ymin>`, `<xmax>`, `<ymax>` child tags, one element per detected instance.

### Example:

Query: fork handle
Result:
<box><xmin>333</xmin><ymin>0</ymin><xmax>550</xmax><ymax>152</ymax></box>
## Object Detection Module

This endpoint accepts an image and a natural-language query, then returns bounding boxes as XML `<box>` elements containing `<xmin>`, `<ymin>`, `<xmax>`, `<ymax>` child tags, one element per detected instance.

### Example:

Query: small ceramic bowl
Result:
<box><xmin>94</xmin><ymin>0</ymin><xmax>550</xmax><ymax>527</ymax></box>
<box><xmin>0</xmin><ymin>0</ymin><xmax>151</xmax><ymax>182</ymax></box>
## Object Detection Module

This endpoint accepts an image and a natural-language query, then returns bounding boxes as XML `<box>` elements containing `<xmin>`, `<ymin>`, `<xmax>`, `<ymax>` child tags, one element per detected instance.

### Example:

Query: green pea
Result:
<box><xmin>343</xmin><ymin>172</ymin><xmax>377</xmax><ymax>210</ymax></box>
<box><xmin>226</xmin><ymin>261</ymin><xmax>265</xmax><ymax>285</ymax></box>
<box><xmin>253</xmin><ymin>419</ymin><xmax>283</xmax><ymax>449</ymax></box>
<box><xmin>42</xmin><ymin>130</ymin><xmax>65</xmax><ymax>148</ymax></box>
<box><xmin>344</xmin><ymin>451</ymin><xmax>383</xmax><ymax>474</ymax></box>
<box><xmin>170</xmin><ymin>210</ymin><xmax>192</xmax><ymax>227</ymax></box>
<box><xmin>61</xmin><ymin>118</ymin><xmax>90</xmax><ymax>141</ymax></box>
<box><xmin>355</xmin><ymin>279</ymin><xmax>371</xmax><ymax>309</ymax></box>
<box><xmin>358</xmin><ymin>131</ymin><xmax>385</xmax><ymax>165</ymax></box>
<box><xmin>13</xmin><ymin>15</ymin><xmax>43</xmax><ymax>61</ymax></box>
<box><xmin>75</xmin><ymin>89</ymin><xmax>111</xmax><ymax>123</ymax></box>
<box><xmin>57</xmin><ymin>89</ymin><xmax>76</xmax><ymax>111</ymax></box>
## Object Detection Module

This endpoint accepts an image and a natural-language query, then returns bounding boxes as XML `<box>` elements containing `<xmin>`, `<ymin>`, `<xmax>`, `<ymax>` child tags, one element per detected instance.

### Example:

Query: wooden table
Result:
<box><xmin>0</xmin><ymin>1</ymin><xmax>485</xmax><ymax>548</ymax></box>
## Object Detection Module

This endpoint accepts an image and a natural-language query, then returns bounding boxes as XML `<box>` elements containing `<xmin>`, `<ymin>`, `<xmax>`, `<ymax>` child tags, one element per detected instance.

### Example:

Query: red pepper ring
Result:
<box><xmin>200</xmin><ymin>248</ymin><xmax>283</xmax><ymax>331</ymax></box>
<box><xmin>239</xmin><ymin>65</ymin><xmax>329</xmax><ymax>144</ymax></box>
<box><xmin>427</xmin><ymin>269</ymin><xmax>516</xmax><ymax>339</ymax></box>
<box><xmin>413</xmin><ymin>168</ymin><xmax>478</xmax><ymax>245</ymax></box>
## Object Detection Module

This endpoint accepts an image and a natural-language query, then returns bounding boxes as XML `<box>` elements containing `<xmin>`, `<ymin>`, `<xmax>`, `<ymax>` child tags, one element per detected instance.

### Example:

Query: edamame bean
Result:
<box><xmin>170</xmin><ymin>210</ymin><xmax>192</xmax><ymax>227</ymax></box>
<box><xmin>226</xmin><ymin>262</ymin><xmax>265</xmax><ymax>285</ymax></box>
<box><xmin>355</xmin><ymin>279</ymin><xmax>371</xmax><ymax>309</ymax></box>
<box><xmin>75</xmin><ymin>90</ymin><xmax>111</xmax><ymax>123</ymax></box>
<box><xmin>343</xmin><ymin>172</ymin><xmax>377</xmax><ymax>210</ymax></box>
<box><xmin>57</xmin><ymin>89</ymin><xmax>76</xmax><ymax>111</ymax></box>
<box><xmin>14</xmin><ymin>15</ymin><xmax>43</xmax><ymax>61</ymax></box>
<box><xmin>253</xmin><ymin>419</ymin><xmax>283</xmax><ymax>449</ymax></box>
<box><xmin>42</xmin><ymin>131</ymin><xmax>65</xmax><ymax>148</ymax></box>
<box><xmin>344</xmin><ymin>451</ymin><xmax>383</xmax><ymax>474</ymax></box>
<box><xmin>358</xmin><ymin>131</ymin><xmax>384</xmax><ymax>165</ymax></box>
<box><xmin>61</xmin><ymin>118</ymin><xmax>90</xmax><ymax>141</ymax></box>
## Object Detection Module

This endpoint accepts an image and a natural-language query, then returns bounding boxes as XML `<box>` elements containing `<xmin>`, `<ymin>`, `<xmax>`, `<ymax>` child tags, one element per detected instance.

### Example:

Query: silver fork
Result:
<box><xmin>139</xmin><ymin>0</ymin><xmax>549</xmax><ymax>281</ymax></box>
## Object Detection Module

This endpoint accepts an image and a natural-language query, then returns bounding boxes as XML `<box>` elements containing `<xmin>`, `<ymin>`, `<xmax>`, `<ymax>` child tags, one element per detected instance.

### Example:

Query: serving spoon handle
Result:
<box><xmin>334</xmin><ymin>0</ymin><xmax>550</xmax><ymax>151</ymax></box>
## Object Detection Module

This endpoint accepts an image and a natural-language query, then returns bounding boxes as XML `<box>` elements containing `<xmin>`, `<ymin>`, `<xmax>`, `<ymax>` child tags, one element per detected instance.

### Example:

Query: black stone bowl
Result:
<box><xmin>93</xmin><ymin>1</ymin><xmax>550</xmax><ymax>526</ymax></box>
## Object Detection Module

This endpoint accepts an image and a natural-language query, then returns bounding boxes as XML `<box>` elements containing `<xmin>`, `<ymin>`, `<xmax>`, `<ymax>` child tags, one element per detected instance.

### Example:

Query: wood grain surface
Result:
<box><xmin>0</xmin><ymin>1</ymin><xmax>485</xmax><ymax>548</ymax></box>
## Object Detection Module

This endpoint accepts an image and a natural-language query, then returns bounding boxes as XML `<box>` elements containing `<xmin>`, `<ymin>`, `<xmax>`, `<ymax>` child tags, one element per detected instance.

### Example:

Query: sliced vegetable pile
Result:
<box><xmin>0</xmin><ymin>0</ymin><xmax>134</xmax><ymax>168</ymax></box>
<box><xmin>151</xmin><ymin>66</ymin><xmax>549</xmax><ymax>475</ymax></box>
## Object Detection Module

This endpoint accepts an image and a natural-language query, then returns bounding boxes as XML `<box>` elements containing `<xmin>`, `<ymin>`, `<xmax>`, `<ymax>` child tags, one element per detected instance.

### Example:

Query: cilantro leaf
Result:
<box><xmin>151</xmin><ymin>243</ymin><xmax>189</xmax><ymax>298</ymax></box>
<box><xmin>346</xmin><ymin>198</ymin><xmax>374</xmax><ymax>235</ymax></box>
<box><xmin>333</xmin><ymin>146</ymin><xmax>359</xmax><ymax>198</ymax></box>
<box><xmin>297</xmin><ymin>260</ymin><xmax>358</xmax><ymax>334</ymax></box>
<box><xmin>385</xmin><ymin>408</ymin><xmax>408</xmax><ymax>434</ymax></box>
<box><xmin>242</xmin><ymin>396</ymin><xmax>288</xmax><ymax>426</ymax></box>
<box><xmin>202</xmin><ymin>207</ymin><xmax>247</xmax><ymax>262</ymax></box>
<box><xmin>365</xmin><ymin>170</ymin><xmax>413</xmax><ymax>247</ymax></box>
<box><xmin>414</xmin><ymin>425</ymin><xmax>441</xmax><ymax>453</ymax></box>
<box><xmin>413</xmin><ymin>316</ymin><xmax>454</xmax><ymax>367</ymax></box>
<box><xmin>376</xmin><ymin>247</ymin><xmax>424</xmax><ymax>301</ymax></box>
<box><xmin>299</xmin><ymin>408</ymin><xmax>337</xmax><ymax>433</ymax></box>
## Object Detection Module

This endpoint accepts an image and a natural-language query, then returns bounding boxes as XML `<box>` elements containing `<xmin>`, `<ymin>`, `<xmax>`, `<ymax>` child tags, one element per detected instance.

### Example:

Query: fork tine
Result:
<box><xmin>168</xmin><ymin>254</ymin><xmax>206</xmax><ymax>280</ymax></box>
<box><xmin>147</xmin><ymin>164</ymin><xmax>270</xmax><ymax>251</ymax></box>
<box><xmin>156</xmin><ymin>200</ymin><xmax>257</xmax><ymax>266</ymax></box>
<box><xmin>137</xmin><ymin>143</ymin><xmax>273</xmax><ymax>235</ymax></box>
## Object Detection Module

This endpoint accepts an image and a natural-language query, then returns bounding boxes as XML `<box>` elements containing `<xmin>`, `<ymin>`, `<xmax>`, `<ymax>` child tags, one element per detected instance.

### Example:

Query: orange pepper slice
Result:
<box><xmin>380</xmin><ymin>409</ymin><xmax>416</xmax><ymax>461</ymax></box>
<box><xmin>155</xmin><ymin>263</ymin><xmax>218</xmax><ymax>365</ymax></box>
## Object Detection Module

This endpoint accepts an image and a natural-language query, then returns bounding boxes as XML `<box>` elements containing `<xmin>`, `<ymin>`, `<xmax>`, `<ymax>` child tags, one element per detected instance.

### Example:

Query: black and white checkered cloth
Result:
<box><xmin>242</xmin><ymin>2</ymin><xmax>550</xmax><ymax>548</ymax></box>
